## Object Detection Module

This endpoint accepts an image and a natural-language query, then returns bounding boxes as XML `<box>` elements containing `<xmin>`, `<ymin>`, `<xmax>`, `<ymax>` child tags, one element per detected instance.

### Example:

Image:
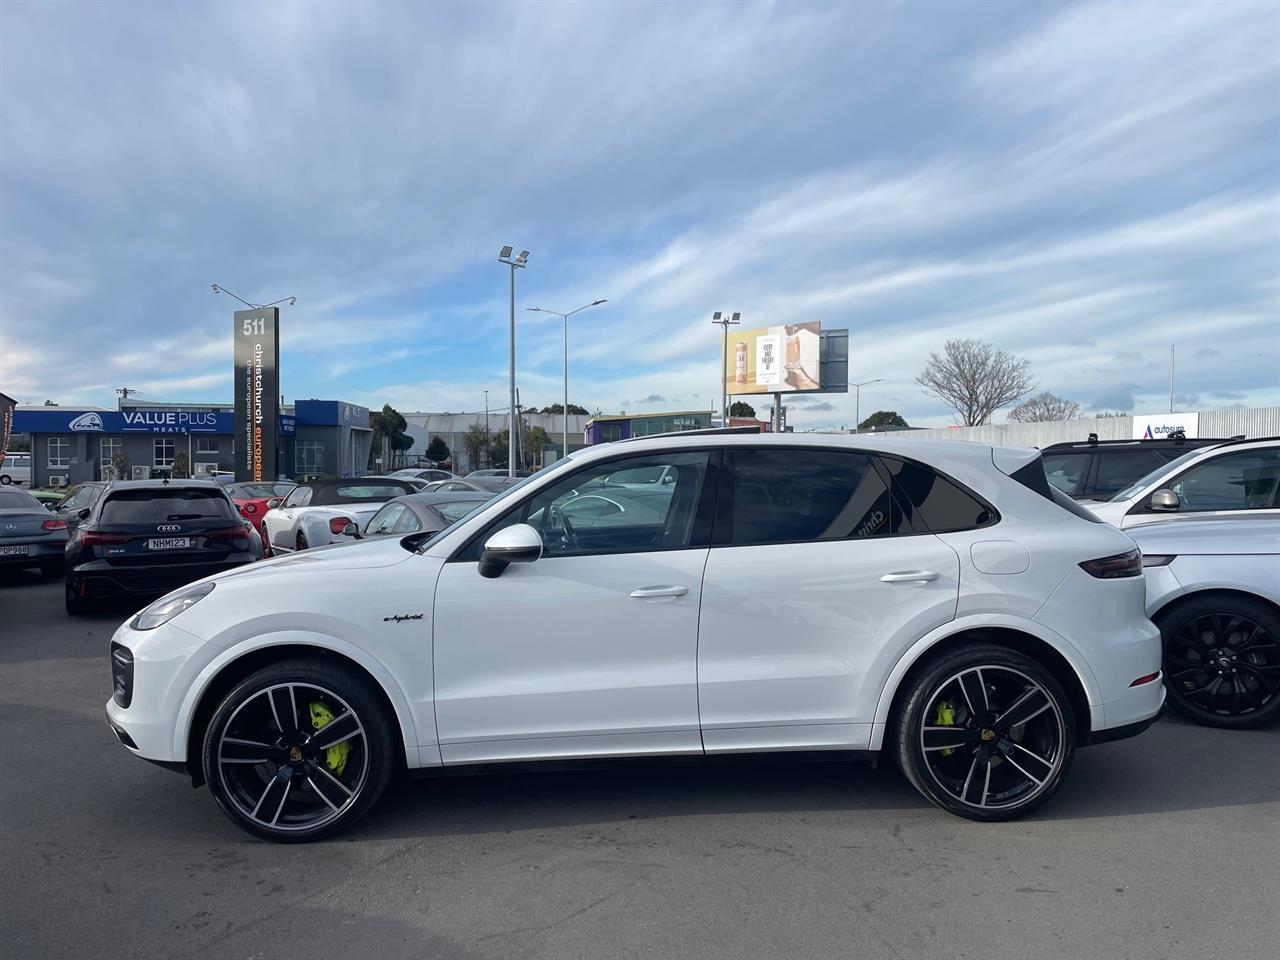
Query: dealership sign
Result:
<box><xmin>233</xmin><ymin>307</ymin><xmax>281</xmax><ymax>482</ymax></box>
<box><xmin>1132</xmin><ymin>412</ymin><xmax>1199</xmax><ymax>440</ymax></box>
<box><xmin>0</xmin><ymin>391</ymin><xmax>15</xmax><ymax>466</ymax></box>
<box><xmin>12</xmin><ymin>408</ymin><xmax>257</xmax><ymax>434</ymax></box>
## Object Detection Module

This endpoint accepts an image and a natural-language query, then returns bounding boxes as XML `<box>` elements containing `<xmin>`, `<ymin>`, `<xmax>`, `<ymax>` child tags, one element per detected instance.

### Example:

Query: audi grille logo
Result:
<box><xmin>156</xmin><ymin>523</ymin><xmax>182</xmax><ymax>533</ymax></box>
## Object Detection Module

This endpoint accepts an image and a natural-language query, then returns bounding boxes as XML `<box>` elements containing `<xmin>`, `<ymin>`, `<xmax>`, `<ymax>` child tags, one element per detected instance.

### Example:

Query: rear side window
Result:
<box><xmin>1041</xmin><ymin>452</ymin><xmax>1090</xmax><ymax>494</ymax></box>
<box><xmin>100</xmin><ymin>489</ymin><xmax>234</xmax><ymax>523</ymax></box>
<box><xmin>713</xmin><ymin>448</ymin><xmax>895</xmax><ymax>546</ymax></box>
<box><xmin>880</xmin><ymin>456</ymin><xmax>996</xmax><ymax>533</ymax></box>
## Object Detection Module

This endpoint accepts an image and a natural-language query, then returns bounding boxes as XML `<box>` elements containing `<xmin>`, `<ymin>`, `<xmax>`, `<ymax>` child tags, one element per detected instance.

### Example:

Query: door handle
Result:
<box><xmin>629</xmin><ymin>585</ymin><xmax>689</xmax><ymax>599</ymax></box>
<box><xmin>880</xmin><ymin>571</ymin><xmax>940</xmax><ymax>583</ymax></box>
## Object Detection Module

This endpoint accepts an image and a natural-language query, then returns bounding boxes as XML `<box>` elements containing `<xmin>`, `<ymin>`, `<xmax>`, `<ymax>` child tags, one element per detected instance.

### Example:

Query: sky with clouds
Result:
<box><xmin>1</xmin><ymin>0</ymin><xmax>1277</xmax><ymax>429</ymax></box>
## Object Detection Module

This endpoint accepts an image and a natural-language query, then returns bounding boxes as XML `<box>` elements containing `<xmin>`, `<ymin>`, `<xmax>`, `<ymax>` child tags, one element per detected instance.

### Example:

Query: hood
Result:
<box><xmin>217</xmin><ymin>535</ymin><xmax>414</xmax><ymax>582</ymax></box>
<box><xmin>1127</xmin><ymin>517</ymin><xmax>1280</xmax><ymax>556</ymax></box>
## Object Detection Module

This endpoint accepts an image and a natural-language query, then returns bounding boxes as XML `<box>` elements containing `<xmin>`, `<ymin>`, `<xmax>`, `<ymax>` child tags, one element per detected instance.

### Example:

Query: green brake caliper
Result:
<box><xmin>309</xmin><ymin>701</ymin><xmax>350</xmax><ymax>776</ymax></box>
<box><xmin>934</xmin><ymin>700</ymin><xmax>957</xmax><ymax>757</ymax></box>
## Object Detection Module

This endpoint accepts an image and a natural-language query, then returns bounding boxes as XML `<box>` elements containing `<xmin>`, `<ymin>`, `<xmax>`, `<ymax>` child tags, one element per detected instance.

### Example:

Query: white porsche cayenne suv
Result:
<box><xmin>105</xmin><ymin>433</ymin><xmax>1163</xmax><ymax>841</ymax></box>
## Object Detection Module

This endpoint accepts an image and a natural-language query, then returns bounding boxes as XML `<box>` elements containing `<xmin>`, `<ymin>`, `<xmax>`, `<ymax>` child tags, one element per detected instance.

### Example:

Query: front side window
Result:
<box><xmin>392</xmin><ymin>508</ymin><xmax>425</xmax><ymax>533</ymax></box>
<box><xmin>47</xmin><ymin>437</ymin><xmax>69</xmax><ymax>469</ymax></box>
<box><xmin>1041</xmin><ymin>452</ymin><xmax>1090</xmax><ymax>494</ymax></box>
<box><xmin>1168</xmin><ymin>449</ymin><xmax>1280</xmax><ymax>511</ymax></box>
<box><xmin>365</xmin><ymin>503</ymin><xmax>406</xmax><ymax>534</ymax></box>
<box><xmin>153</xmin><ymin>438</ymin><xmax>175</xmax><ymax>468</ymax></box>
<box><xmin>282</xmin><ymin>486</ymin><xmax>312</xmax><ymax>509</ymax></box>
<box><xmin>713</xmin><ymin>448</ymin><xmax>894</xmax><ymax>546</ymax></box>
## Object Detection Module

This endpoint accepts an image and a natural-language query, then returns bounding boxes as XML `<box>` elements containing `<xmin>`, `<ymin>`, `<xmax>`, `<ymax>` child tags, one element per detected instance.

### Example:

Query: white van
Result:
<box><xmin>0</xmin><ymin>451</ymin><xmax>31</xmax><ymax>486</ymax></box>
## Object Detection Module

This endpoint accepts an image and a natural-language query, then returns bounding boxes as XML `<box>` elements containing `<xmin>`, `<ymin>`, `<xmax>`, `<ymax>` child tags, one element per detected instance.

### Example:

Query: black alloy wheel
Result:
<box><xmin>896</xmin><ymin>645</ymin><xmax>1075</xmax><ymax>821</ymax></box>
<box><xmin>1160</xmin><ymin>595</ymin><xmax>1280</xmax><ymax>728</ymax></box>
<box><xmin>203</xmin><ymin>659</ymin><xmax>395</xmax><ymax>842</ymax></box>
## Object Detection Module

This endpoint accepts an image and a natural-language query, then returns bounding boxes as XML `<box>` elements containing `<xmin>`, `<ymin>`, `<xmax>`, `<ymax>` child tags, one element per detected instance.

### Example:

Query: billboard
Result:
<box><xmin>1132</xmin><ymin>412</ymin><xmax>1199</xmax><ymax>440</ymax></box>
<box><xmin>233</xmin><ymin>307</ymin><xmax>280</xmax><ymax>482</ymax></box>
<box><xmin>726</xmin><ymin>322</ymin><xmax>822</xmax><ymax>395</ymax></box>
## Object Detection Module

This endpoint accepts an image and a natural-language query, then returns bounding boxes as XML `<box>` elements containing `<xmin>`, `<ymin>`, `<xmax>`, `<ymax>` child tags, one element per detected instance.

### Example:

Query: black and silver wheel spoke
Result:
<box><xmin>922</xmin><ymin>726</ymin><xmax>981</xmax><ymax>752</ymax></box>
<box><xmin>267</xmin><ymin>686</ymin><xmax>300</xmax><ymax>741</ymax></box>
<box><xmin>220</xmin><ymin>737</ymin><xmax>274</xmax><ymax>764</ymax></box>
<box><xmin>996</xmin><ymin>686</ymin><xmax>1051</xmax><ymax>729</ymax></box>
<box><xmin>957</xmin><ymin>670</ymin><xmax>988</xmax><ymax>720</ymax></box>
<box><xmin>306</xmin><ymin>760</ymin><xmax>355</xmax><ymax>811</ymax></box>
<box><xmin>251</xmin><ymin>767</ymin><xmax>294</xmax><ymax>826</ymax></box>
<box><xmin>309</xmin><ymin>710</ymin><xmax>361</xmax><ymax>751</ymax></box>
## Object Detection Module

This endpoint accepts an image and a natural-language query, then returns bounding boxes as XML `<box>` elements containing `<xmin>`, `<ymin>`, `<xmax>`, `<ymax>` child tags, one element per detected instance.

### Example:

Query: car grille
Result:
<box><xmin>110</xmin><ymin>643</ymin><xmax>134</xmax><ymax>708</ymax></box>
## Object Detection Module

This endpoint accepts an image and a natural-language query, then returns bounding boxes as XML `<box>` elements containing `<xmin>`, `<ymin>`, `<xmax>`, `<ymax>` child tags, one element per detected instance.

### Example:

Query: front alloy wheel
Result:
<box><xmin>203</xmin><ymin>660</ymin><xmax>394</xmax><ymax>841</ymax></box>
<box><xmin>896</xmin><ymin>646</ymin><xmax>1075</xmax><ymax>821</ymax></box>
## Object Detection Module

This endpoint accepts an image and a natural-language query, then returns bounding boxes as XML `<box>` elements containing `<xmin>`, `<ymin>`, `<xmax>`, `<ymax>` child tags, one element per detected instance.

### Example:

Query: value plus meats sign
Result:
<box><xmin>233</xmin><ymin>307</ymin><xmax>280</xmax><ymax>482</ymax></box>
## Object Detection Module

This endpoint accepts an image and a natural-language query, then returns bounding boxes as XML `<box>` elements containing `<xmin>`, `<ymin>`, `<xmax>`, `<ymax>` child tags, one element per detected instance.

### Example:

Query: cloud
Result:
<box><xmin>629</xmin><ymin>394</ymin><xmax>667</xmax><ymax>404</ymax></box>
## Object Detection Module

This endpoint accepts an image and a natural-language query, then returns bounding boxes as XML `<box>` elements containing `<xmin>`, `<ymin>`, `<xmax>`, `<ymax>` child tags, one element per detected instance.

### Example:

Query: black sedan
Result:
<box><xmin>358</xmin><ymin>492</ymin><xmax>491</xmax><ymax>540</ymax></box>
<box><xmin>0</xmin><ymin>487</ymin><xmax>69</xmax><ymax>577</ymax></box>
<box><xmin>64</xmin><ymin>479</ymin><xmax>259</xmax><ymax>615</ymax></box>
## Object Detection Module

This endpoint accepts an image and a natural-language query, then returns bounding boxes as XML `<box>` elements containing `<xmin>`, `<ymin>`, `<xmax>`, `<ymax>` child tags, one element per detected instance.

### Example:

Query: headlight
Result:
<box><xmin>132</xmin><ymin>582</ymin><xmax>215</xmax><ymax>630</ymax></box>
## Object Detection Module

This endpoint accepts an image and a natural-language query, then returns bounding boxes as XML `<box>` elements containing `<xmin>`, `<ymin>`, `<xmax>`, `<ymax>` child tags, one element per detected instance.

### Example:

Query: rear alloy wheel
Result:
<box><xmin>203</xmin><ymin>660</ymin><xmax>395</xmax><ymax>842</ymax></box>
<box><xmin>896</xmin><ymin>645</ymin><xmax>1075</xmax><ymax>821</ymax></box>
<box><xmin>1160</xmin><ymin>596</ymin><xmax>1280</xmax><ymax>729</ymax></box>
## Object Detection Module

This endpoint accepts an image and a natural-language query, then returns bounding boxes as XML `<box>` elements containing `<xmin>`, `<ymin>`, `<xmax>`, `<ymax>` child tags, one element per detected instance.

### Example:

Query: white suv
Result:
<box><xmin>1087</xmin><ymin>438</ymin><xmax>1280</xmax><ymax>528</ymax></box>
<box><xmin>105</xmin><ymin>434</ymin><xmax>1162</xmax><ymax>841</ymax></box>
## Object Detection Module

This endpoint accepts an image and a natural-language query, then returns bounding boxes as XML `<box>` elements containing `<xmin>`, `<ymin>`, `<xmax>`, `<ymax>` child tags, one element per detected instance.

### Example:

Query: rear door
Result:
<box><xmin>94</xmin><ymin>488</ymin><xmax>248</xmax><ymax>566</ymax></box>
<box><xmin>696</xmin><ymin>447</ymin><xmax>960</xmax><ymax>753</ymax></box>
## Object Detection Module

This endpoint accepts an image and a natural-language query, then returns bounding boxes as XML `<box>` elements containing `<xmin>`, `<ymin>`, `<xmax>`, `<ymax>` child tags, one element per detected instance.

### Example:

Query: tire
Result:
<box><xmin>202</xmin><ymin>658</ymin><xmax>396</xmax><ymax>842</ymax></box>
<box><xmin>0</xmin><ymin>475</ymin><xmax>10</xmax><ymax>485</ymax></box>
<box><xmin>1158</xmin><ymin>595</ymin><xmax>1280</xmax><ymax>729</ymax></box>
<box><xmin>64</xmin><ymin>580</ymin><xmax>93</xmax><ymax>615</ymax></box>
<box><xmin>895</xmin><ymin>645</ymin><xmax>1076</xmax><ymax>822</ymax></box>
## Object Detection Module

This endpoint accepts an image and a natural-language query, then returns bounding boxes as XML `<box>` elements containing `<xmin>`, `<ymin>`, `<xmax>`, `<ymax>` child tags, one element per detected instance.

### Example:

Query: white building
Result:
<box><xmin>401</xmin><ymin>411</ymin><xmax>592</xmax><ymax>474</ymax></box>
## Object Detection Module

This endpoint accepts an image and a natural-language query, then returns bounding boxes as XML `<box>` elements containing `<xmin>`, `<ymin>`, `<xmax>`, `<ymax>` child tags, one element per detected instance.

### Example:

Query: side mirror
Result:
<box><xmin>478</xmin><ymin>523</ymin><xmax>542</xmax><ymax>579</ymax></box>
<box><xmin>342</xmin><ymin>521</ymin><xmax>362</xmax><ymax>538</ymax></box>
<box><xmin>266</xmin><ymin>499</ymin><xmax>281</xmax><ymax>509</ymax></box>
<box><xmin>1150</xmin><ymin>489</ymin><xmax>1180</xmax><ymax>512</ymax></box>
<box><xmin>44</xmin><ymin>502</ymin><xmax>57</xmax><ymax>512</ymax></box>
<box><xmin>77</xmin><ymin>507</ymin><xmax>91</xmax><ymax>520</ymax></box>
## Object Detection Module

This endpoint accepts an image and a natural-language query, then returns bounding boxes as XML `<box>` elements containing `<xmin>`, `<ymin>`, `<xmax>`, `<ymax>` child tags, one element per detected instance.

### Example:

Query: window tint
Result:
<box><xmin>1168</xmin><ymin>449</ymin><xmax>1280</xmax><ymax>511</ymax></box>
<box><xmin>881</xmin><ymin>457</ymin><xmax>996</xmax><ymax>533</ymax></box>
<box><xmin>392</xmin><ymin>508</ymin><xmax>424</xmax><ymax>533</ymax></box>
<box><xmin>713</xmin><ymin>449</ymin><xmax>893</xmax><ymax>546</ymax></box>
<box><xmin>100</xmin><ymin>489</ymin><xmax>233</xmax><ymax>523</ymax></box>
<box><xmin>282</xmin><ymin>487</ymin><xmax>312</xmax><ymax>508</ymax></box>
<box><xmin>1094</xmin><ymin>450</ymin><xmax>1169</xmax><ymax>497</ymax></box>
<box><xmin>456</xmin><ymin>451</ymin><xmax>713</xmax><ymax>560</ymax></box>
<box><xmin>1041</xmin><ymin>452</ymin><xmax>1090</xmax><ymax>494</ymax></box>
<box><xmin>366</xmin><ymin>503</ymin><xmax>406</xmax><ymax>534</ymax></box>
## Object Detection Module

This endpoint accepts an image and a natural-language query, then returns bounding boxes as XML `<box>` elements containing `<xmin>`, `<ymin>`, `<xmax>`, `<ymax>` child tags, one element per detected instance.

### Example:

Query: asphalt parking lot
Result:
<box><xmin>2</xmin><ymin>571</ymin><xmax>1277</xmax><ymax>960</ymax></box>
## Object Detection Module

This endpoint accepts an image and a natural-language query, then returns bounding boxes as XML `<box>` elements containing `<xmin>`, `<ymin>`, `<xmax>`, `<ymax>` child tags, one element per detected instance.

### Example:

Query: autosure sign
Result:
<box><xmin>233</xmin><ymin>307</ymin><xmax>280</xmax><ymax>482</ymax></box>
<box><xmin>726</xmin><ymin>322</ymin><xmax>822</xmax><ymax>395</ymax></box>
<box><xmin>1132</xmin><ymin>412</ymin><xmax>1199</xmax><ymax>440</ymax></box>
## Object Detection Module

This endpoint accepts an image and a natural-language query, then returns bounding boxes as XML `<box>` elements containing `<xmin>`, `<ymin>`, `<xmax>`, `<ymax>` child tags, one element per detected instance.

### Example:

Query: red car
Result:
<box><xmin>227</xmin><ymin>482</ymin><xmax>296</xmax><ymax>554</ymax></box>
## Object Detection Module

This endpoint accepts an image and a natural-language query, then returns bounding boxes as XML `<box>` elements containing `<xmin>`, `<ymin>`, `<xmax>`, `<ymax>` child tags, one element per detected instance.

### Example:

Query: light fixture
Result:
<box><xmin>499</xmin><ymin>245</ymin><xmax>513</xmax><ymax>259</ymax></box>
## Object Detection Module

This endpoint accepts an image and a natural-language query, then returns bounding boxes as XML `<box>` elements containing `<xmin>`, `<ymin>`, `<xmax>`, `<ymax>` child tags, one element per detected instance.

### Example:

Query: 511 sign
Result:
<box><xmin>232</xmin><ymin>307</ymin><xmax>280</xmax><ymax>483</ymax></box>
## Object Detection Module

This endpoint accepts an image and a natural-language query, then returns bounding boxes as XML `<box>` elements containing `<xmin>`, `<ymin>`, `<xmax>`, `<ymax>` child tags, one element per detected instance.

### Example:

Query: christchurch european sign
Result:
<box><xmin>233</xmin><ymin>307</ymin><xmax>281</xmax><ymax>482</ymax></box>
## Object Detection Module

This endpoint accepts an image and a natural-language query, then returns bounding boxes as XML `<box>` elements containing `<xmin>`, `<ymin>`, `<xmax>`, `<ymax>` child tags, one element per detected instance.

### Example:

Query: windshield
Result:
<box><xmin>1109</xmin><ymin>448</ymin><xmax>1206</xmax><ymax>501</ymax></box>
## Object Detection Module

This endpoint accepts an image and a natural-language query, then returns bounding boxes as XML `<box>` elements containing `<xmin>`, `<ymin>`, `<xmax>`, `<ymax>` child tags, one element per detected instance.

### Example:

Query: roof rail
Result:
<box><xmin>615</xmin><ymin>426</ymin><xmax>765</xmax><ymax>444</ymax></box>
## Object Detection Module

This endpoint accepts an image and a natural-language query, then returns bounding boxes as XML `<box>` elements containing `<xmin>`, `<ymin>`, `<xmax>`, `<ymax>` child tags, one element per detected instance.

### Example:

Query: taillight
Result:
<box><xmin>242</xmin><ymin>503</ymin><xmax>257</xmax><ymax>515</ymax></box>
<box><xmin>207</xmin><ymin>526</ymin><xmax>250</xmax><ymax>541</ymax></box>
<box><xmin>81</xmin><ymin>531</ymin><xmax>130</xmax><ymax>547</ymax></box>
<box><xmin>1079</xmin><ymin>549</ymin><xmax>1142</xmax><ymax>579</ymax></box>
<box><xmin>42</xmin><ymin>519</ymin><xmax>68</xmax><ymax>531</ymax></box>
<box><xmin>330</xmin><ymin>517</ymin><xmax>354</xmax><ymax>535</ymax></box>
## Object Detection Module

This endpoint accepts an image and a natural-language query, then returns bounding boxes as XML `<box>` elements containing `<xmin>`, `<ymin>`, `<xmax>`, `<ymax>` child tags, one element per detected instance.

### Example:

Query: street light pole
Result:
<box><xmin>850</xmin><ymin>378</ymin><xmax>885</xmax><ymax>433</ymax></box>
<box><xmin>526</xmin><ymin>299</ymin><xmax>608</xmax><ymax>458</ymax></box>
<box><xmin>483</xmin><ymin>390</ymin><xmax>489</xmax><ymax>470</ymax></box>
<box><xmin>498</xmin><ymin>248</ymin><xmax>529</xmax><ymax>478</ymax></box>
<box><xmin>711</xmin><ymin>312</ymin><xmax>741</xmax><ymax>425</ymax></box>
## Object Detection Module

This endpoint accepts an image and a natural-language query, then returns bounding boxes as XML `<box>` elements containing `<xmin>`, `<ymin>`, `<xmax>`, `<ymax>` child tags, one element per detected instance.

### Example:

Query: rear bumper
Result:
<box><xmin>1084</xmin><ymin>699</ymin><xmax>1164</xmax><ymax>746</ymax></box>
<box><xmin>0</xmin><ymin>541</ymin><xmax>64</xmax><ymax>565</ymax></box>
<box><xmin>69</xmin><ymin>558</ymin><xmax>252</xmax><ymax>598</ymax></box>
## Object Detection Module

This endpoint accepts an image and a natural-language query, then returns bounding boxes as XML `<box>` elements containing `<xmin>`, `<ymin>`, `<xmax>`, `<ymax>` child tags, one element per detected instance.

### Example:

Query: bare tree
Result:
<box><xmin>1008</xmin><ymin>391</ymin><xmax>1081</xmax><ymax>423</ymax></box>
<box><xmin>915</xmin><ymin>339</ymin><xmax>1036</xmax><ymax>426</ymax></box>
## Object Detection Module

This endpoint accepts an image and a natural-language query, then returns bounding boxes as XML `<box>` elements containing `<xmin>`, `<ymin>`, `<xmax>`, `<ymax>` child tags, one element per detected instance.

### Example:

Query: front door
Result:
<box><xmin>432</xmin><ymin>450</ymin><xmax>717</xmax><ymax>763</ymax></box>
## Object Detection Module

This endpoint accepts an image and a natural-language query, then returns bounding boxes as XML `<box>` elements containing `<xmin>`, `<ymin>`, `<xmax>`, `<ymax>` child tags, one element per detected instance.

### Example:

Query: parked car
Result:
<box><xmin>1086</xmin><ymin>438</ymin><xmax>1280</xmax><ymax>527</ymax></box>
<box><xmin>1041</xmin><ymin>435</ymin><xmax>1230</xmax><ymax>501</ymax></box>
<box><xmin>27</xmin><ymin>489</ymin><xmax>66</xmax><ymax>511</ymax></box>
<box><xmin>260</xmin><ymin>477</ymin><xmax>418</xmax><ymax>553</ymax></box>
<box><xmin>65</xmin><ymin>479</ymin><xmax>257</xmax><ymax>614</ymax></box>
<box><xmin>1131</xmin><ymin>517</ymin><xmax>1280</xmax><ymax>728</ymax></box>
<box><xmin>51</xmin><ymin>481</ymin><xmax>109</xmax><ymax>532</ymax></box>
<box><xmin>423</xmin><ymin>477</ymin><xmax>515</xmax><ymax>494</ymax></box>
<box><xmin>105</xmin><ymin>434</ymin><xmax>1162</xmax><ymax>841</ymax></box>
<box><xmin>388</xmin><ymin>468</ymin><xmax>458</xmax><ymax>483</ymax></box>
<box><xmin>228</xmin><ymin>482</ymin><xmax>297</xmax><ymax>550</ymax></box>
<box><xmin>0</xmin><ymin>486</ymin><xmax>68</xmax><ymax>576</ymax></box>
<box><xmin>467</xmin><ymin>468</ymin><xmax>533</xmax><ymax>479</ymax></box>
<box><xmin>357</xmin><ymin>492</ymin><xmax>491</xmax><ymax>539</ymax></box>
<box><xmin>0</xmin><ymin>451</ymin><xmax>32</xmax><ymax>486</ymax></box>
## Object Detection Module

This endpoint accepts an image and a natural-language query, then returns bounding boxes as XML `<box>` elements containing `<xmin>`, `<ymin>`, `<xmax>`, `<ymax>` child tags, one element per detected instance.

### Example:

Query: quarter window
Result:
<box><xmin>880</xmin><ymin>456</ymin><xmax>997</xmax><ymax>533</ymax></box>
<box><xmin>48</xmin><ymin>437</ymin><xmax>70</xmax><ymax>469</ymax></box>
<box><xmin>1168</xmin><ymin>449</ymin><xmax>1280</xmax><ymax>511</ymax></box>
<box><xmin>712</xmin><ymin>448</ymin><xmax>894</xmax><ymax>546</ymax></box>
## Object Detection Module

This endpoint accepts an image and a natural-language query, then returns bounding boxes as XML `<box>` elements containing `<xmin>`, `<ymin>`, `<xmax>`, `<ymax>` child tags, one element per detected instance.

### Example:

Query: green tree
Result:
<box><xmin>859</xmin><ymin>410</ymin><xmax>909</xmax><ymax>430</ymax></box>
<box><xmin>425</xmin><ymin>436</ymin><xmax>450</xmax><ymax>463</ymax></box>
<box><xmin>110</xmin><ymin>449</ymin><xmax>131</xmax><ymax>481</ymax></box>
<box><xmin>487</xmin><ymin>429</ymin><xmax>510</xmax><ymax>470</ymax></box>
<box><xmin>369</xmin><ymin>404</ymin><xmax>414</xmax><ymax>470</ymax></box>
<box><xmin>462</xmin><ymin>423</ymin><xmax>488</xmax><ymax>471</ymax></box>
<box><xmin>527</xmin><ymin>426</ymin><xmax>550</xmax><ymax>466</ymax></box>
<box><xmin>171</xmin><ymin>449</ymin><xmax>191</xmax><ymax>479</ymax></box>
<box><xmin>540</xmin><ymin>402</ymin><xmax>590</xmax><ymax>416</ymax></box>
<box><xmin>729</xmin><ymin>401</ymin><xmax>756</xmax><ymax>418</ymax></box>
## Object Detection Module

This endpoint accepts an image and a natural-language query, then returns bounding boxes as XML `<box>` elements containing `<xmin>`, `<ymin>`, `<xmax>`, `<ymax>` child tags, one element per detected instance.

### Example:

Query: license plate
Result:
<box><xmin>0</xmin><ymin>545</ymin><xmax>29</xmax><ymax>556</ymax></box>
<box><xmin>146</xmin><ymin>537</ymin><xmax>191</xmax><ymax>550</ymax></box>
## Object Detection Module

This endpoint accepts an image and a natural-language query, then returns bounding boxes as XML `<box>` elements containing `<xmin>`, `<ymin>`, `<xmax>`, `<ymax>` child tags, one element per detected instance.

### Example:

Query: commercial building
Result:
<box><xmin>584</xmin><ymin>410</ymin><xmax>713</xmax><ymax>444</ymax></box>
<box><xmin>401</xmin><ymin>411</ymin><xmax>592</xmax><ymax>474</ymax></box>
<box><xmin>13</xmin><ymin>398</ymin><xmax>371</xmax><ymax>487</ymax></box>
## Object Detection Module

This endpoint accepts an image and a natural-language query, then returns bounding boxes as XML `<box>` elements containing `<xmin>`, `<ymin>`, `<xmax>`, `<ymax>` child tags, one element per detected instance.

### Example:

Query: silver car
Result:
<box><xmin>1132</xmin><ymin>517</ymin><xmax>1280</xmax><ymax>728</ymax></box>
<box><xmin>0</xmin><ymin>486</ymin><xmax>69</xmax><ymax>576</ymax></box>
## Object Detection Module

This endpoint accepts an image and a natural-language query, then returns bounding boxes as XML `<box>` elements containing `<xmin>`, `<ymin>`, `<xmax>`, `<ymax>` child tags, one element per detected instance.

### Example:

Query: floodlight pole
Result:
<box><xmin>711</xmin><ymin>311</ymin><xmax>741</xmax><ymax>425</ymax></box>
<box><xmin>851</xmin><ymin>378</ymin><xmax>885</xmax><ymax>433</ymax></box>
<box><xmin>498</xmin><ymin>248</ymin><xmax>529</xmax><ymax>477</ymax></box>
